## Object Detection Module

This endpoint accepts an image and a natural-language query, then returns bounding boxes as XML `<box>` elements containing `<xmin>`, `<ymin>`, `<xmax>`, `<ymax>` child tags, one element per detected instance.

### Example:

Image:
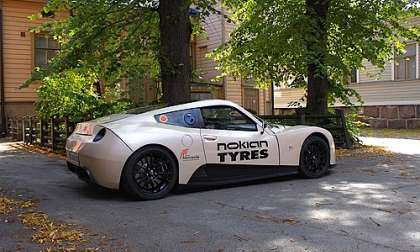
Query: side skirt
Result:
<box><xmin>187</xmin><ymin>164</ymin><xmax>299</xmax><ymax>186</ymax></box>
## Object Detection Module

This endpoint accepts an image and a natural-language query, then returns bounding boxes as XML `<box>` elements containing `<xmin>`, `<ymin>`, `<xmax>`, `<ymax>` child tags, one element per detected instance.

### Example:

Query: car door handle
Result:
<box><xmin>203</xmin><ymin>135</ymin><xmax>218</xmax><ymax>141</ymax></box>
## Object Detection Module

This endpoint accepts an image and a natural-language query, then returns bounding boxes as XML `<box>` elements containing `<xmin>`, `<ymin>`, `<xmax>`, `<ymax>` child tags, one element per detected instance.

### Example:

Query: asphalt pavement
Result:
<box><xmin>1</xmin><ymin>138</ymin><xmax>420</xmax><ymax>252</ymax></box>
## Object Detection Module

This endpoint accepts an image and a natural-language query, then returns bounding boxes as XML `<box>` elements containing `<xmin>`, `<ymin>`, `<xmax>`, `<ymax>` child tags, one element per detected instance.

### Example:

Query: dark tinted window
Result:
<box><xmin>155</xmin><ymin>109</ymin><xmax>201</xmax><ymax>128</ymax></box>
<box><xmin>200</xmin><ymin>106</ymin><xmax>257</xmax><ymax>131</ymax></box>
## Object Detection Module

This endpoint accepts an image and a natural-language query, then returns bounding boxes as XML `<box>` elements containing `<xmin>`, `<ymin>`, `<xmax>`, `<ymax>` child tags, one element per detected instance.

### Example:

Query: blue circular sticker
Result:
<box><xmin>184</xmin><ymin>113</ymin><xmax>195</xmax><ymax>125</ymax></box>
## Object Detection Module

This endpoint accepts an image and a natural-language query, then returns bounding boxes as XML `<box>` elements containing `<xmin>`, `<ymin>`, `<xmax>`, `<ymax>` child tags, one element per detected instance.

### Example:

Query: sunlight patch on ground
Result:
<box><xmin>405</xmin><ymin>232</ymin><xmax>420</xmax><ymax>241</ymax></box>
<box><xmin>360</xmin><ymin>137</ymin><xmax>420</xmax><ymax>155</ymax></box>
<box><xmin>321</xmin><ymin>182</ymin><xmax>386</xmax><ymax>191</ymax></box>
<box><xmin>308</xmin><ymin>209</ymin><xmax>357</xmax><ymax>226</ymax></box>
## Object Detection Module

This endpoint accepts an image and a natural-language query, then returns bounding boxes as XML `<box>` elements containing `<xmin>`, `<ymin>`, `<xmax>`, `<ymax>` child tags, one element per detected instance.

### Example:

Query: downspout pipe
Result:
<box><xmin>0</xmin><ymin>9</ymin><xmax>5</xmax><ymax>136</ymax></box>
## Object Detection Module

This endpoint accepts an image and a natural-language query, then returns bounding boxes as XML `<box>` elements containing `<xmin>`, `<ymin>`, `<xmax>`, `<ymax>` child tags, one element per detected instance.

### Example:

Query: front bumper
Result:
<box><xmin>65</xmin><ymin>128</ymin><xmax>133</xmax><ymax>189</ymax></box>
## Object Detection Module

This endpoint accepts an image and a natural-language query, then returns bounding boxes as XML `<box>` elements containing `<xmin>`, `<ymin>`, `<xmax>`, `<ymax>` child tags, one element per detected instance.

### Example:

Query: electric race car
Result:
<box><xmin>66</xmin><ymin>99</ymin><xmax>336</xmax><ymax>200</ymax></box>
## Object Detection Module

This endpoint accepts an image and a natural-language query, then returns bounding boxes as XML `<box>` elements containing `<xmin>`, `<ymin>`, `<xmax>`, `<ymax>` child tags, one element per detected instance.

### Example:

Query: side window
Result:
<box><xmin>200</xmin><ymin>106</ymin><xmax>257</xmax><ymax>131</ymax></box>
<box><xmin>155</xmin><ymin>109</ymin><xmax>201</xmax><ymax>128</ymax></box>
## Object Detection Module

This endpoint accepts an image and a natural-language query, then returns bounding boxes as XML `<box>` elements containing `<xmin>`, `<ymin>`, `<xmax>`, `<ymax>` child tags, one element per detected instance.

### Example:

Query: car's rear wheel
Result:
<box><xmin>122</xmin><ymin>146</ymin><xmax>178</xmax><ymax>200</ymax></box>
<box><xmin>299</xmin><ymin>136</ymin><xmax>330</xmax><ymax>178</ymax></box>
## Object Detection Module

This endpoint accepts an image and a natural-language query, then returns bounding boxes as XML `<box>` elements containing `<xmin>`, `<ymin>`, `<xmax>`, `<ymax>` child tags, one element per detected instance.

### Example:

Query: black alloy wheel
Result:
<box><xmin>122</xmin><ymin>146</ymin><xmax>178</xmax><ymax>200</ymax></box>
<box><xmin>299</xmin><ymin>136</ymin><xmax>330</xmax><ymax>178</ymax></box>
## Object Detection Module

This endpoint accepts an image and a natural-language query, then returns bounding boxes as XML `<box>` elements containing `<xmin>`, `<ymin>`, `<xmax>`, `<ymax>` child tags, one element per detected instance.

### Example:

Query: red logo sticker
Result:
<box><xmin>159</xmin><ymin>114</ymin><xmax>169</xmax><ymax>123</ymax></box>
<box><xmin>180</xmin><ymin>148</ymin><xmax>189</xmax><ymax>159</ymax></box>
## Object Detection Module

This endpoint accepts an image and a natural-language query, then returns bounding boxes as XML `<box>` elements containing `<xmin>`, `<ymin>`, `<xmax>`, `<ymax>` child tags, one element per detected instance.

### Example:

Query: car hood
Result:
<box><xmin>270</xmin><ymin>124</ymin><xmax>315</xmax><ymax>135</ymax></box>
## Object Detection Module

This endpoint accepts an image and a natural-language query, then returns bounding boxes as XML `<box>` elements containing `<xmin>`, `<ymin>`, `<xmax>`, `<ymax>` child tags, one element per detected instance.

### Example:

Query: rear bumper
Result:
<box><xmin>67</xmin><ymin>161</ymin><xmax>95</xmax><ymax>184</ymax></box>
<box><xmin>65</xmin><ymin>129</ymin><xmax>133</xmax><ymax>189</ymax></box>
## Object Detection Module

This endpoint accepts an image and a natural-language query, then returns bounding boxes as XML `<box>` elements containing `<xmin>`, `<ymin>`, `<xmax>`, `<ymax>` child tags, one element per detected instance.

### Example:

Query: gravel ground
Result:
<box><xmin>1</xmin><ymin>138</ymin><xmax>420</xmax><ymax>252</ymax></box>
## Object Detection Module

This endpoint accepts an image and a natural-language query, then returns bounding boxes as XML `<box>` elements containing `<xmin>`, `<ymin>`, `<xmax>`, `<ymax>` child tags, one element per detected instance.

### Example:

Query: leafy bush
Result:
<box><xmin>35</xmin><ymin>69</ymin><xmax>133</xmax><ymax>121</ymax></box>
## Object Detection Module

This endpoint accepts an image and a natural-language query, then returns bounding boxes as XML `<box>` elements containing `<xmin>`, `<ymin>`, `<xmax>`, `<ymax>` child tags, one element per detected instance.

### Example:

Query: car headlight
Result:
<box><xmin>93</xmin><ymin>128</ymin><xmax>106</xmax><ymax>142</ymax></box>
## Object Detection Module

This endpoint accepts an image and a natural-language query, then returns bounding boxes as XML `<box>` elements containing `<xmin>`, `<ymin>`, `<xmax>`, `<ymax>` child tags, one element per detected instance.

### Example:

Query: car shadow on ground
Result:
<box><xmin>173</xmin><ymin>171</ymin><xmax>333</xmax><ymax>196</ymax></box>
<box><xmin>73</xmin><ymin>170</ymin><xmax>335</xmax><ymax>202</ymax></box>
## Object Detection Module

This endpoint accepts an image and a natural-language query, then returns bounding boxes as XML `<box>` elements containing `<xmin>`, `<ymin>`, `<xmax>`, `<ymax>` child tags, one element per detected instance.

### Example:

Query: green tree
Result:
<box><xmin>26</xmin><ymin>0</ymin><xmax>216</xmax><ymax>106</ymax></box>
<box><xmin>211</xmin><ymin>0</ymin><xmax>420</xmax><ymax>114</ymax></box>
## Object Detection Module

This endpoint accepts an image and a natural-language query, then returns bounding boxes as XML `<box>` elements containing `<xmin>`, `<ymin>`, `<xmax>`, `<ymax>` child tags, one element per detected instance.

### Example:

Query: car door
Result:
<box><xmin>199</xmin><ymin>106</ymin><xmax>279</xmax><ymax>166</ymax></box>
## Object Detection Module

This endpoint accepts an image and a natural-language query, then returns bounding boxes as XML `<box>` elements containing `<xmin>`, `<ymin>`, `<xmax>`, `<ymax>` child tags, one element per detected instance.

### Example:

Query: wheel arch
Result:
<box><xmin>307</xmin><ymin>132</ymin><xmax>330</xmax><ymax>149</ymax></box>
<box><xmin>298</xmin><ymin>131</ymin><xmax>334</xmax><ymax>167</ymax></box>
<box><xmin>119</xmin><ymin>143</ymin><xmax>179</xmax><ymax>190</ymax></box>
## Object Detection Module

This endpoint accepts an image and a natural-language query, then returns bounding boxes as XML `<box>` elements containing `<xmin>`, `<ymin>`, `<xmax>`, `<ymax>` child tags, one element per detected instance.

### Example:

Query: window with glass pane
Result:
<box><xmin>350</xmin><ymin>69</ymin><xmax>357</xmax><ymax>83</ymax></box>
<box><xmin>200</xmin><ymin>106</ymin><xmax>257</xmax><ymax>131</ymax></box>
<box><xmin>395</xmin><ymin>44</ymin><xmax>416</xmax><ymax>80</ymax></box>
<box><xmin>35</xmin><ymin>34</ymin><xmax>59</xmax><ymax>67</ymax></box>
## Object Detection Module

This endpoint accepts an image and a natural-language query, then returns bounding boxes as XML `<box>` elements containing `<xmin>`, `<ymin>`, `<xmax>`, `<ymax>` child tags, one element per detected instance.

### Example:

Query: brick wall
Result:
<box><xmin>361</xmin><ymin>105</ymin><xmax>420</xmax><ymax>129</ymax></box>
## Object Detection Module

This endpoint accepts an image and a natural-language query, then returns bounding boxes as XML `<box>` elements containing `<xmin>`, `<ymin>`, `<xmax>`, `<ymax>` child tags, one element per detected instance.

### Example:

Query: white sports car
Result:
<box><xmin>66</xmin><ymin>99</ymin><xmax>336</xmax><ymax>200</ymax></box>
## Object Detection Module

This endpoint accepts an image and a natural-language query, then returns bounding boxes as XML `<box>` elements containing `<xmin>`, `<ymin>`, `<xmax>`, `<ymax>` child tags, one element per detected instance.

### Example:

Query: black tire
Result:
<box><xmin>299</xmin><ymin>136</ymin><xmax>330</xmax><ymax>178</ymax></box>
<box><xmin>121</xmin><ymin>146</ymin><xmax>178</xmax><ymax>200</ymax></box>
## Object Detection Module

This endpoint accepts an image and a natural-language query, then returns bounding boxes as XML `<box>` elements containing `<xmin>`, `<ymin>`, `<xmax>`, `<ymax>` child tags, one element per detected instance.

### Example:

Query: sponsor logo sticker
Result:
<box><xmin>159</xmin><ymin>114</ymin><xmax>169</xmax><ymax>123</ymax></box>
<box><xmin>184</xmin><ymin>113</ymin><xmax>196</xmax><ymax>125</ymax></box>
<box><xmin>216</xmin><ymin>140</ymin><xmax>269</xmax><ymax>162</ymax></box>
<box><xmin>180</xmin><ymin>148</ymin><xmax>200</xmax><ymax>161</ymax></box>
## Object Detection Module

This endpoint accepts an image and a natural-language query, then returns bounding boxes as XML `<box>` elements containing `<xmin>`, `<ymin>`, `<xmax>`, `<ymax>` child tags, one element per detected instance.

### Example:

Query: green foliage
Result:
<box><xmin>24</xmin><ymin>0</ymin><xmax>218</xmax><ymax>87</ymax></box>
<box><xmin>338</xmin><ymin>107</ymin><xmax>367</xmax><ymax>145</ymax></box>
<box><xmin>36</xmin><ymin>69</ymin><xmax>133</xmax><ymax>121</ymax></box>
<box><xmin>24</xmin><ymin>0</ymin><xmax>217</xmax><ymax>117</ymax></box>
<box><xmin>211</xmin><ymin>0</ymin><xmax>420</xmax><ymax>107</ymax></box>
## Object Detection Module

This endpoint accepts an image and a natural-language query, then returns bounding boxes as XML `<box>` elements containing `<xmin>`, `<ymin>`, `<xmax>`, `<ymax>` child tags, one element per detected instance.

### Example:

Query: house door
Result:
<box><xmin>243</xmin><ymin>88</ymin><xmax>259</xmax><ymax>114</ymax></box>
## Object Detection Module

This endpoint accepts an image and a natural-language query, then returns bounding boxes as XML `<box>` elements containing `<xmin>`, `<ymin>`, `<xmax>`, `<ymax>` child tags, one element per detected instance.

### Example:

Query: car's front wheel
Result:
<box><xmin>122</xmin><ymin>146</ymin><xmax>178</xmax><ymax>200</ymax></box>
<box><xmin>299</xmin><ymin>136</ymin><xmax>330</xmax><ymax>178</ymax></box>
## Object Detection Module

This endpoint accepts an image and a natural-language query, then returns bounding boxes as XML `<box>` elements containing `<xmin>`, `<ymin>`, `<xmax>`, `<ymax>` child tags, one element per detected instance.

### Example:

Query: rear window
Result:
<box><xmin>155</xmin><ymin>109</ymin><xmax>201</xmax><ymax>128</ymax></box>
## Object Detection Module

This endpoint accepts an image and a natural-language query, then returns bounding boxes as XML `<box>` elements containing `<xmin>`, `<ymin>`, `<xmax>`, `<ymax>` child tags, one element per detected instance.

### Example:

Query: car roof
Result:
<box><xmin>138</xmin><ymin>99</ymin><xmax>240</xmax><ymax>116</ymax></box>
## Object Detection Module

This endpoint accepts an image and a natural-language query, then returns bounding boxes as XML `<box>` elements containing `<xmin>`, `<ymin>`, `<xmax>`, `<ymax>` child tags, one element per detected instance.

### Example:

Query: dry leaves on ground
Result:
<box><xmin>1</xmin><ymin>195</ymin><xmax>96</xmax><ymax>251</ymax></box>
<box><xmin>0</xmin><ymin>196</ymin><xmax>34</xmax><ymax>215</ymax></box>
<box><xmin>255</xmin><ymin>213</ymin><xmax>299</xmax><ymax>225</ymax></box>
<box><xmin>20</xmin><ymin>212</ymin><xmax>84</xmax><ymax>245</ymax></box>
<box><xmin>12</xmin><ymin>143</ymin><xmax>66</xmax><ymax>160</ymax></box>
<box><xmin>336</xmin><ymin>145</ymin><xmax>395</xmax><ymax>159</ymax></box>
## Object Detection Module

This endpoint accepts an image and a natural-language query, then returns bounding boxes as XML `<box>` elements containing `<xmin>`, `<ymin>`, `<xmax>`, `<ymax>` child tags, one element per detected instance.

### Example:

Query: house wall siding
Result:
<box><xmin>359</xmin><ymin>60</ymin><xmax>393</xmax><ymax>83</ymax></box>
<box><xmin>193</xmin><ymin>10</ymin><xmax>272</xmax><ymax>114</ymax></box>
<box><xmin>275</xmin><ymin>80</ymin><xmax>420</xmax><ymax>108</ymax></box>
<box><xmin>195</xmin><ymin>13</ymin><xmax>222</xmax><ymax>84</ymax></box>
<box><xmin>3</xmin><ymin>0</ymin><xmax>46</xmax><ymax>103</ymax></box>
<box><xmin>1</xmin><ymin>0</ymin><xmax>67</xmax><ymax>117</ymax></box>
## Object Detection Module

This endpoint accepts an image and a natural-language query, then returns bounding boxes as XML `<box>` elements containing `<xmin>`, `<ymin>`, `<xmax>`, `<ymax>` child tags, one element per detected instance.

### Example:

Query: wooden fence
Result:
<box><xmin>261</xmin><ymin>109</ymin><xmax>352</xmax><ymax>148</ymax></box>
<box><xmin>7</xmin><ymin>116</ymin><xmax>75</xmax><ymax>152</ymax></box>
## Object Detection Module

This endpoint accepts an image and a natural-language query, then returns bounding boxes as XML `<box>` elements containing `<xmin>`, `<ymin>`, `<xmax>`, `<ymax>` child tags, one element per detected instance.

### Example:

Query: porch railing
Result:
<box><xmin>7</xmin><ymin>116</ymin><xmax>75</xmax><ymax>152</ymax></box>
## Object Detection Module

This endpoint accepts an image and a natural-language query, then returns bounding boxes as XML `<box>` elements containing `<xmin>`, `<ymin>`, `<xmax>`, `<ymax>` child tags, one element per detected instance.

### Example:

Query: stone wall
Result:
<box><xmin>360</xmin><ymin>105</ymin><xmax>420</xmax><ymax>129</ymax></box>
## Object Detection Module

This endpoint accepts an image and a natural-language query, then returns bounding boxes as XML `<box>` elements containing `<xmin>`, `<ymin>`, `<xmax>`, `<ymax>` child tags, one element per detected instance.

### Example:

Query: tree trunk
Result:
<box><xmin>158</xmin><ymin>0</ymin><xmax>192</xmax><ymax>105</ymax></box>
<box><xmin>305</xmin><ymin>0</ymin><xmax>330</xmax><ymax>115</ymax></box>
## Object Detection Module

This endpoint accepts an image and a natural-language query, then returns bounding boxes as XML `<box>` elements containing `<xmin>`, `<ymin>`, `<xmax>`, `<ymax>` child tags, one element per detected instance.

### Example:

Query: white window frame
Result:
<box><xmin>394</xmin><ymin>42</ymin><xmax>418</xmax><ymax>81</ymax></box>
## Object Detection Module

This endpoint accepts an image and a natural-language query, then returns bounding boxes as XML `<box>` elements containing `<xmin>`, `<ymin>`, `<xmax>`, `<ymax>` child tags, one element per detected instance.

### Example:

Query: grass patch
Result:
<box><xmin>360</xmin><ymin>128</ymin><xmax>420</xmax><ymax>139</ymax></box>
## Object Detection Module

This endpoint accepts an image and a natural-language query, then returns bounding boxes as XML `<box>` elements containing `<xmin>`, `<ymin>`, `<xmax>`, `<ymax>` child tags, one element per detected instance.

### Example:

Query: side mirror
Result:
<box><xmin>260</xmin><ymin>121</ymin><xmax>267</xmax><ymax>134</ymax></box>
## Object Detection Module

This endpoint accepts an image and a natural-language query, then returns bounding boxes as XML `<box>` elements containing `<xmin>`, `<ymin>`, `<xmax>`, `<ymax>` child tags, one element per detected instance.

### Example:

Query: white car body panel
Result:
<box><xmin>66</xmin><ymin>99</ymin><xmax>336</xmax><ymax>190</ymax></box>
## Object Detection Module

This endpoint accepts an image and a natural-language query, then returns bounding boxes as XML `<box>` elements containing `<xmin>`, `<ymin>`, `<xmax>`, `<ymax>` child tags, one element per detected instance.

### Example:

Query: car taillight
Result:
<box><xmin>75</xmin><ymin>122</ymin><xmax>95</xmax><ymax>135</ymax></box>
<box><xmin>93</xmin><ymin>128</ymin><xmax>106</xmax><ymax>142</ymax></box>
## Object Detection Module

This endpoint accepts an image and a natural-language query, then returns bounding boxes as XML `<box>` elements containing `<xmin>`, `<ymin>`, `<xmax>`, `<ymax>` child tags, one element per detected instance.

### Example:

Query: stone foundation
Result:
<box><xmin>360</xmin><ymin>105</ymin><xmax>420</xmax><ymax>129</ymax></box>
<box><xmin>274</xmin><ymin>105</ymin><xmax>420</xmax><ymax>129</ymax></box>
